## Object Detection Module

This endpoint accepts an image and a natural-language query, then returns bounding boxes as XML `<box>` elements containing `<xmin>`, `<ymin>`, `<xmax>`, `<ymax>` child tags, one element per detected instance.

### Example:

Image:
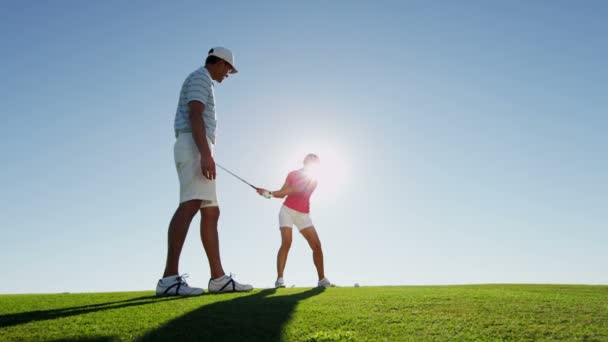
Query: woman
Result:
<box><xmin>257</xmin><ymin>154</ymin><xmax>333</xmax><ymax>288</ymax></box>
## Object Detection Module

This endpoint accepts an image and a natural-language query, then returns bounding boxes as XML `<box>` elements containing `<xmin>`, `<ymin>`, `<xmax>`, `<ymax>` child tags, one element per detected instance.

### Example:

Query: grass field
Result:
<box><xmin>1</xmin><ymin>284</ymin><xmax>606</xmax><ymax>341</ymax></box>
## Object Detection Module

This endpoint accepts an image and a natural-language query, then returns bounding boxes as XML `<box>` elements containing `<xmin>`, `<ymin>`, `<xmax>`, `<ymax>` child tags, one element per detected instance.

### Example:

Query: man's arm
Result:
<box><xmin>188</xmin><ymin>100</ymin><xmax>215</xmax><ymax>180</ymax></box>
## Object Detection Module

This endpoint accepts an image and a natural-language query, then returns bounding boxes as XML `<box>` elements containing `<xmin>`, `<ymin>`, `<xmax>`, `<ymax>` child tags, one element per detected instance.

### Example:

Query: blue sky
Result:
<box><xmin>0</xmin><ymin>1</ymin><xmax>606</xmax><ymax>294</ymax></box>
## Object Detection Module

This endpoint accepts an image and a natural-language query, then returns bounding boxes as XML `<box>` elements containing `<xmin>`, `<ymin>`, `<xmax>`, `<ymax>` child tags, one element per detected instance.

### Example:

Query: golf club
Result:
<box><xmin>216</xmin><ymin>163</ymin><xmax>271</xmax><ymax>198</ymax></box>
<box><xmin>215</xmin><ymin>163</ymin><xmax>257</xmax><ymax>189</ymax></box>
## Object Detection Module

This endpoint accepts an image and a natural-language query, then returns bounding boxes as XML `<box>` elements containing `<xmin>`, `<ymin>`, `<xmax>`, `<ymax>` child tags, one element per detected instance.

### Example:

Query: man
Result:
<box><xmin>156</xmin><ymin>47</ymin><xmax>253</xmax><ymax>296</ymax></box>
<box><xmin>257</xmin><ymin>154</ymin><xmax>334</xmax><ymax>288</ymax></box>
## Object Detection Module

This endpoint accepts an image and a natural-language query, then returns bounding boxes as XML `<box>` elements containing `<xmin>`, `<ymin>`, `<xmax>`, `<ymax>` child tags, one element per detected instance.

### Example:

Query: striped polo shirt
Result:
<box><xmin>174</xmin><ymin>66</ymin><xmax>217</xmax><ymax>144</ymax></box>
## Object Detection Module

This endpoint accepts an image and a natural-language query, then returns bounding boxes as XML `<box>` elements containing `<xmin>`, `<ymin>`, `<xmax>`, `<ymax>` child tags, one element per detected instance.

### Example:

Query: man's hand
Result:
<box><xmin>201</xmin><ymin>153</ymin><xmax>216</xmax><ymax>180</ymax></box>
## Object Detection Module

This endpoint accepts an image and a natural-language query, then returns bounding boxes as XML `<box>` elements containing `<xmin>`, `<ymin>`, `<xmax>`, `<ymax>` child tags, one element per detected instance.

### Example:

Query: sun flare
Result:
<box><xmin>280</xmin><ymin>142</ymin><xmax>350</xmax><ymax>202</ymax></box>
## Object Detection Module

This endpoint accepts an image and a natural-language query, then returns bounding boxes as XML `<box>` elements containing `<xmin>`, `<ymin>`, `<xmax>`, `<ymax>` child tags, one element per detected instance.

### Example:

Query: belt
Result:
<box><xmin>175</xmin><ymin>129</ymin><xmax>192</xmax><ymax>137</ymax></box>
<box><xmin>175</xmin><ymin>131</ymin><xmax>215</xmax><ymax>145</ymax></box>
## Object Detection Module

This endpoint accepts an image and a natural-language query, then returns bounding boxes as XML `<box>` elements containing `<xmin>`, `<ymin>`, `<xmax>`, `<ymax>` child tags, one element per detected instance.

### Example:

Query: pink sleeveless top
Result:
<box><xmin>283</xmin><ymin>170</ymin><xmax>317</xmax><ymax>213</ymax></box>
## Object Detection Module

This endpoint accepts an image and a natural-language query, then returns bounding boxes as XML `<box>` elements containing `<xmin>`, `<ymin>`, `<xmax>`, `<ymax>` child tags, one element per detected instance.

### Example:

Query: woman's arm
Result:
<box><xmin>256</xmin><ymin>180</ymin><xmax>294</xmax><ymax>199</ymax></box>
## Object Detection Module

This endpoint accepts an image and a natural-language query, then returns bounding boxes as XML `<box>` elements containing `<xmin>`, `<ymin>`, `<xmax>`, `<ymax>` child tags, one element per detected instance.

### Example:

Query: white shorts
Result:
<box><xmin>174</xmin><ymin>132</ymin><xmax>218</xmax><ymax>208</ymax></box>
<box><xmin>279</xmin><ymin>205</ymin><xmax>313</xmax><ymax>231</ymax></box>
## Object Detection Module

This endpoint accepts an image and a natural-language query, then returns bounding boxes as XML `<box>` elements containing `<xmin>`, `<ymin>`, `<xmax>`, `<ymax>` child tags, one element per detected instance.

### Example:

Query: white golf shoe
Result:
<box><xmin>208</xmin><ymin>274</ymin><xmax>253</xmax><ymax>293</ymax></box>
<box><xmin>275</xmin><ymin>277</ymin><xmax>286</xmax><ymax>288</ymax></box>
<box><xmin>156</xmin><ymin>274</ymin><xmax>204</xmax><ymax>296</ymax></box>
<box><xmin>317</xmin><ymin>277</ymin><xmax>335</xmax><ymax>288</ymax></box>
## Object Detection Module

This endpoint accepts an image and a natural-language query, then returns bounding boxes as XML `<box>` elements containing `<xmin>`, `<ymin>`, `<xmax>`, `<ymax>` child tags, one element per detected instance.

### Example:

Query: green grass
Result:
<box><xmin>1</xmin><ymin>285</ymin><xmax>607</xmax><ymax>341</ymax></box>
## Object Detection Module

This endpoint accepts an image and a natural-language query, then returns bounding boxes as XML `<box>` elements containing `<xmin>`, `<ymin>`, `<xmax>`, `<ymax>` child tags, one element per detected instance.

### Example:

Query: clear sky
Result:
<box><xmin>1</xmin><ymin>1</ymin><xmax>606</xmax><ymax>294</ymax></box>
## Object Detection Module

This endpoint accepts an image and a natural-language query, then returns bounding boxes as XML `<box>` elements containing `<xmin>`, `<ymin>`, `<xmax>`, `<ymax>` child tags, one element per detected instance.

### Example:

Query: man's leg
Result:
<box><xmin>277</xmin><ymin>227</ymin><xmax>293</xmax><ymax>278</ymax></box>
<box><xmin>300</xmin><ymin>227</ymin><xmax>324</xmax><ymax>281</ymax></box>
<box><xmin>199</xmin><ymin>206</ymin><xmax>226</xmax><ymax>279</ymax></box>
<box><xmin>163</xmin><ymin>199</ymin><xmax>202</xmax><ymax>277</ymax></box>
<box><xmin>202</xmin><ymin>204</ymin><xmax>254</xmax><ymax>293</ymax></box>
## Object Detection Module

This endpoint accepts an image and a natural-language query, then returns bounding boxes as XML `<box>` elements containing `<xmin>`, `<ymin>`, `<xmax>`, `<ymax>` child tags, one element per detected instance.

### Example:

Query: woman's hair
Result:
<box><xmin>304</xmin><ymin>153</ymin><xmax>320</xmax><ymax>165</ymax></box>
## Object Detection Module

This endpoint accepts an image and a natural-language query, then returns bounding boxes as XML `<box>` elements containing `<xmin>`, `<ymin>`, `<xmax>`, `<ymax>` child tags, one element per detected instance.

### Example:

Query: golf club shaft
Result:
<box><xmin>216</xmin><ymin>163</ymin><xmax>257</xmax><ymax>190</ymax></box>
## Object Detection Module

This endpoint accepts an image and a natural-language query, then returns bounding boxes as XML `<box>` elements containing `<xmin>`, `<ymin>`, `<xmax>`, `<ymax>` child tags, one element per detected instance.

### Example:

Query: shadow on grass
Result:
<box><xmin>49</xmin><ymin>338</ymin><xmax>115</xmax><ymax>342</ymax></box>
<box><xmin>0</xmin><ymin>295</ymin><xmax>184</xmax><ymax>329</ymax></box>
<box><xmin>139</xmin><ymin>287</ymin><xmax>325</xmax><ymax>341</ymax></box>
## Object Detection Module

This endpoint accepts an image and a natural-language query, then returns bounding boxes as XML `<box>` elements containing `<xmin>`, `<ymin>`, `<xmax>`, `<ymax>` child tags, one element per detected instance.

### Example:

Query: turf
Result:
<box><xmin>1</xmin><ymin>285</ymin><xmax>606</xmax><ymax>341</ymax></box>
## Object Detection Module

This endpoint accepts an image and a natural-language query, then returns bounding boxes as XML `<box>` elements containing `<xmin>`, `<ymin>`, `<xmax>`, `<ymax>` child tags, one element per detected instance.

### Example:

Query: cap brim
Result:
<box><xmin>209</xmin><ymin>52</ymin><xmax>239</xmax><ymax>74</ymax></box>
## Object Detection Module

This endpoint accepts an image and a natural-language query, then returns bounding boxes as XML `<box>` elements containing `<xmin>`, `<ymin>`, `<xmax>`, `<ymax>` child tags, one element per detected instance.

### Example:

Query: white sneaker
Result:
<box><xmin>156</xmin><ymin>274</ymin><xmax>204</xmax><ymax>296</ymax></box>
<box><xmin>208</xmin><ymin>274</ymin><xmax>253</xmax><ymax>293</ymax></box>
<box><xmin>317</xmin><ymin>277</ymin><xmax>335</xmax><ymax>288</ymax></box>
<box><xmin>275</xmin><ymin>277</ymin><xmax>286</xmax><ymax>288</ymax></box>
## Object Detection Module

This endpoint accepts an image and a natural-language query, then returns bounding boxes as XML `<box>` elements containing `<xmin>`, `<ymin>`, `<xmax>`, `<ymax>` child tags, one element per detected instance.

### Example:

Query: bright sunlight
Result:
<box><xmin>279</xmin><ymin>141</ymin><xmax>350</xmax><ymax>204</ymax></box>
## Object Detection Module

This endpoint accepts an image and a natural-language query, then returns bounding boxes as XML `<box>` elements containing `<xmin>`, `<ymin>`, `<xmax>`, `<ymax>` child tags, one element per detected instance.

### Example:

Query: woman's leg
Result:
<box><xmin>300</xmin><ymin>226</ymin><xmax>324</xmax><ymax>281</ymax></box>
<box><xmin>277</xmin><ymin>227</ymin><xmax>293</xmax><ymax>278</ymax></box>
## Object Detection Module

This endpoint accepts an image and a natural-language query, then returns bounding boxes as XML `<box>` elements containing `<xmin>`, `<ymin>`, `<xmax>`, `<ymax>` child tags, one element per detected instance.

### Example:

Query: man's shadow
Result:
<box><xmin>139</xmin><ymin>287</ymin><xmax>325</xmax><ymax>341</ymax></box>
<box><xmin>0</xmin><ymin>295</ymin><xmax>184</xmax><ymax>329</ymax></box>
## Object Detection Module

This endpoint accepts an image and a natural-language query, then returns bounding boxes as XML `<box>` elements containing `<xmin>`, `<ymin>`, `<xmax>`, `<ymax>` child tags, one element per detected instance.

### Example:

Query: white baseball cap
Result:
<box><xmin>208</xmin><ymin>47</ymin><xmax>238</xmax><ymax>74</ymax></box>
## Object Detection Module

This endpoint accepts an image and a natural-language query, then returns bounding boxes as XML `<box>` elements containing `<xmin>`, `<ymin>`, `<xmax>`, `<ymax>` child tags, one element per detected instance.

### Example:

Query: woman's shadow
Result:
<box><xmin>139</xmin><ymin>287</ymin><xmax>325</xmax><ymax>341</ymax></box>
